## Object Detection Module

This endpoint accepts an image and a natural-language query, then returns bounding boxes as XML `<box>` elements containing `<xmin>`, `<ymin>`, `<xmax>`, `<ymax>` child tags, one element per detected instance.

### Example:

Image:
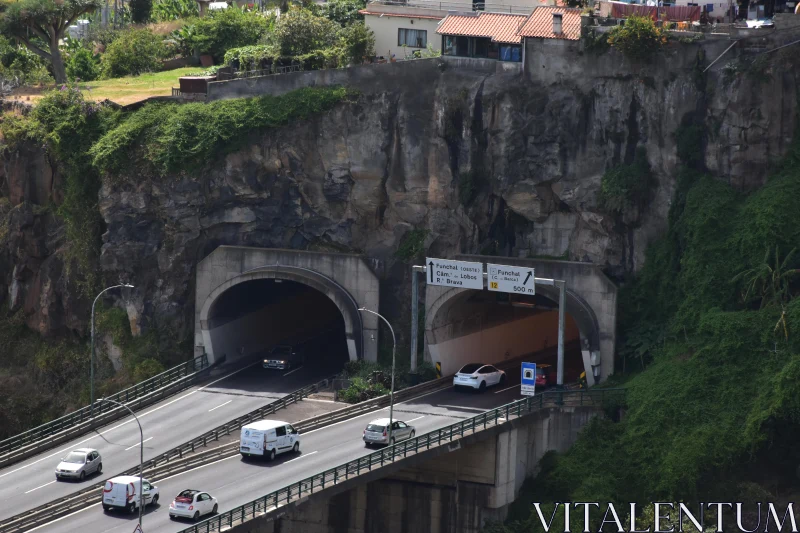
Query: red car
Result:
<box><xmin>535</xmin><ymin>364</ymin><xmax>553</xmax><ymax>388</ymax></box>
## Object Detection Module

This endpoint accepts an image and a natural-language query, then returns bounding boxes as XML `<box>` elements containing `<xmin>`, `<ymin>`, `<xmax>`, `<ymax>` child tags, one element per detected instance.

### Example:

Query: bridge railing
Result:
<box><xmin>179</xmin><ymin>387</ymin><xmax>627</xmax><ymax>533</ymax></box>
<box><xmin>0</xmin><ymin>353</ymin><xmax>210</xmax><ymax>463</ymax></box>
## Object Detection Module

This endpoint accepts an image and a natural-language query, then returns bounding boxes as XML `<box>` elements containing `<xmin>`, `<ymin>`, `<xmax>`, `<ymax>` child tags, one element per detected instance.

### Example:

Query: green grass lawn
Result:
<box><xmin>11</xmin><ymin>67</ymin><xmax>205</xmax><ymax>105</ymax></box>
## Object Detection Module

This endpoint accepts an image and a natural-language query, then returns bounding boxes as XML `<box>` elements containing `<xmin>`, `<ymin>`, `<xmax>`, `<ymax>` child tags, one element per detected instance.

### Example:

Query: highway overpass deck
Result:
<box><xmin>33</xmin><ymin>365</ymin><xmax>527</xmax><ymax>533</ymax></box>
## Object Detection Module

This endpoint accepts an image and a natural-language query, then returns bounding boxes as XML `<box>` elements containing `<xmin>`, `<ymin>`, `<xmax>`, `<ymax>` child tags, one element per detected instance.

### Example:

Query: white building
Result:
<box><xmin>361</xmin><ymin>0</ymin><xmax>564</xmax><ymax>60</ymax></box>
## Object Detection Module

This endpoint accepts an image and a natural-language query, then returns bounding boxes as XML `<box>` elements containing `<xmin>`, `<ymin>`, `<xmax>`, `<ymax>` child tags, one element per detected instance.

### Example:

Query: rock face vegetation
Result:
<box><xmin>1</xmin><ymin>27</ymin><xmax>799</xmax><ymax>511</ymax></box>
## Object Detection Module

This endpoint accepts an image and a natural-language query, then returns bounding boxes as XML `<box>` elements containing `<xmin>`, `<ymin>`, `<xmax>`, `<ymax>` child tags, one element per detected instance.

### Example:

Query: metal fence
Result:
<box><xmin>179</xmin><ymin>388</ymin><xmax>626</xmax><ymax>533</ymax></box>
<box><xmin>0</xmin><ymin>354</ymin><xmax>209</xmax><ymax>457</ymax></box>
<box><xmin>216</xmin><ymin>64</ymin><xmax>304</xmax><ymax>81</ymax></box>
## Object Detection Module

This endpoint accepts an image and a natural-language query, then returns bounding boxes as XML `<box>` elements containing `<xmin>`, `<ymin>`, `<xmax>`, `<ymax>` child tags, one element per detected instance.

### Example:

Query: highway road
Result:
<box><xmin>34</xmin><ymin>365</ymin><xmax>525</xmax><ymax>533</ymax></box>
<box><xmin>0</xmin><ymin>341</ymin><xmax>347</xmax><ymax>523</ymax></box>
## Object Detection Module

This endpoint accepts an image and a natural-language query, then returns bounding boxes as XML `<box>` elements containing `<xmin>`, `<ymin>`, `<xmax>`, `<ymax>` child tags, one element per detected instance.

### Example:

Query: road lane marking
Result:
<box><xmin>26</xmin><ymin>502</ymin><xmax>100</xmax><ymax>532</ymax></box>
<box><xmin>436</xmin><ymin>405</ymin><xmax>487</xmax><ymax>413</ymax></box>
<box><xmin>283</xmin><ymin>367</ymin><xmax>304</xmax><ymax>377</ymax></box>
<box><xmin>125</xmin><ymin>437</ymin><xmax>154</xmax><ymax>451</ymax></box>
<box><xmin>208</xmin><ymin>400</ymin><xmax>233</xmax><ymax>412</ymax></box>
<box><xmin>407</xmin><ymin>416</ymin><xmax>426</xmax><ymax>423</ymax></box>
<box><xmin>156</xmin><ymin>454</ymin><xmax>238</xmax><ymax>483</ymax></box>
<box><xmin>0</xmin><ymin>362</ymin><xmax>258</xmax><ymax>479</ymax></box>
<box><xmin>494</xmin><ymin>384</ymin><xmax>520</xmax><ymax>394</ymax></box>
<box><xmin>25</xmin><ymin>480</ymin><xmax>56</xmax><ymax>494</ymax></box>
<box><xmin>284</xmin><ymin>451</ymin><xmax>318</xmax><ymax>464</ymax></box>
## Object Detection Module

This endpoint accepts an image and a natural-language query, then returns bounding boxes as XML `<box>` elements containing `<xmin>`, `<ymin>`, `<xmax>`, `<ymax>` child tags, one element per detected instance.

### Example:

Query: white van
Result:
<box><xmin>239</xmin><ymin>420</ymin><xmax>300</xmax><ymax>460</ymax></box>
<box><xmin>102</xmin><ymin>475</ymin><xmax>160</xmax><ymax>513</ymax></box>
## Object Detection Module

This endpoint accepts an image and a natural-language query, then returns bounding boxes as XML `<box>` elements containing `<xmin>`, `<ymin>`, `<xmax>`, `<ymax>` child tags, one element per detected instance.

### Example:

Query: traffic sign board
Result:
<box><xmin>425</xmin><ymin>258</ymin><xmax>483</xmax><ymax>290</ymax></box>
<box><xmin>521</xmin><ymin>362</ymin><xmax>536</xmax><ymax>396</ymax></box>
<box><xmin>132</xmin><ymin>525</ymin><xmax>143</xmax><ymax>533</ymax></box>
<box><xmin>487</xmin><ymin>263</ymin><xmax>535</xmax><ymax>296</ymax></box>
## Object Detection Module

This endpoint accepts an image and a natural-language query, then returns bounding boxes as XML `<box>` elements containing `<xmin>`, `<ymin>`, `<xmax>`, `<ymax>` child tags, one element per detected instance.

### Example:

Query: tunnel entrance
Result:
<box><xmin>205</xmin><ymin>278</ymin><xmax>350</xmax><ymax>373</ymax></box>
<box><xmin>426</xmin><ymin>289</ymin><xmax>585</xmax><ymax>385</ymax></box>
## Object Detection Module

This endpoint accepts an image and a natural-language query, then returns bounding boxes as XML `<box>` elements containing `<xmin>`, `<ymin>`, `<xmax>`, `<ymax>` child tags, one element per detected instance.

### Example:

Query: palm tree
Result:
<box><xmin>732</xmin><ymin>246</ymin><xmax>800</xmax><ymax>339</ymax></box>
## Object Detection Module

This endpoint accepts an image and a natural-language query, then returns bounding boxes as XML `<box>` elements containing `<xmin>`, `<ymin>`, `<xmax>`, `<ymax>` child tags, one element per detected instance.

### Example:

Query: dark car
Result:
<box><xmin>262</xmin><ymin>344</ymin><xmax>303</xmax><ymax>370</ymax></box>
<box><xmin>535</xmin><ymin>364</ymin><xmax>553</xmax><ymax>388</ymax></box>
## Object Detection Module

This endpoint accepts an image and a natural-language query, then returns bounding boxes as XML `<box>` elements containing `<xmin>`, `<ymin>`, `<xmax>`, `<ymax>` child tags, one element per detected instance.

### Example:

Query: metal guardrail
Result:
<box><xmin>180</xmin><ymin>388</ymin><xmax>626</xmax><ymax>533</ymax></box>
<box><xmin>0</xmin><ymin>372</ymin><xmax>333</xmax><ymax>533</ymax></box>
<box><xmin>216</xmin><ymin>64</ymin><xmax>304</xmax><ymax>81</ymax></box>
<box><xmin>0</xmin><ymin>354</ymin><xmax>209</xmax><ymax>463</ymax></box>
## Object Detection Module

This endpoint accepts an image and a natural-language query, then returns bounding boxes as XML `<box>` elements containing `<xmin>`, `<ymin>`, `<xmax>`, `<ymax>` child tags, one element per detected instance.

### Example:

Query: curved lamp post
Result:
<box><xmin>357</xmin><ymin>307</ymin><xmax>396</xmax><ymax>443</ymax></box>
<box><xmin>98</xmin><ymin>397</ymin><xmax>145</xmax><ymax>527</ymax></box>
<box><xmin>90</xmin><ymin>284</ymin><xmax>134</xmax><ymax>416</ymax></box>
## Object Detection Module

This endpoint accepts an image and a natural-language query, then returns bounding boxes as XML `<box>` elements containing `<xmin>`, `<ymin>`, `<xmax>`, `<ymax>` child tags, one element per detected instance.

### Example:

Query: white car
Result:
<box><xmin>169</xmin><ymin>489</ymin><xmax>219</xmax><ymax>521</ymax></box>
<box><xmin>362</xmin><ymin>418</ymin><xmax>416</xmax><ymax>447</ymax></box>
<box><xmin>102</xmin><ymin>476</ymin><xmax>159</xmax><ymax>513</ymax></box>
<box><xmin>453</xmin><ymin>363</ymin><xmax>506</xmax><ymax>391</ymax></box>
<box><xmin>55</xmin><ymin>448</ymin><xmax>102</xmax><ymax>481</ymax></box>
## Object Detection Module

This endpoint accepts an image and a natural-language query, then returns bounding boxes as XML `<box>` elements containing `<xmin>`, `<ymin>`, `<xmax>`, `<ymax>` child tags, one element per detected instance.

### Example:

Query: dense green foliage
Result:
<box><xmin>91</xmin><ymin>85</ymin><xmax>354</xmax><ymax>176</ymax></box>
<box><xmin>598</xmin><ymin>147</ymin><xmax>654</xmax><ymax>216</ymax></box>
<box><xmin>0</xmin><ymin>0</ymin><xmax>101</xmax><ymax>83</ymax></box>
<box><xmin>129</xmin><ymin>0</ymin><xmax>153</xmax><ymax>23</ymax></box>
<box><xmin>100</xmin><ymin>28</ymin><xmax>168</xmax><ymax>78</ymax></box>
<box><xmin>274</xmin><ymin>7</ymin><xmax>340</xmax><ymax>56</ymax></box>
<box><xmin>65</xmin><ymin>48</ymin><xmax>100</xmax><ymax>81</ymax></box>
<box><xmin>0</xmin><ymin>35</ymin><xmax>52</xmax><ymax>84</ymax></box>
<box><xmin>152</xmin><ymin>0</ymin><xmax>198</xmax><ymax>21</ymax></box>
<box><xmin>395</xmin><ymin>229</ymin><xmax>429</xmax><ymax>261</ymax></box>
<box><xmin>313</xmin><ymin>0</ymin><xmax>367</xmax><ymax>26</ymax></box>
<box><xmin>186</xmin><ymin>8</ymin><xmax>272</xmax><ymax>63</ymax></box>
<box><xmin>494</xmin><ymin>129</ymin><xmax>800</xmax><ymax>530</ymax></box>
<box><xmin>607</xmin><ymin>15</ymin><xmax>667</xmax><ymax>61</ymax></box>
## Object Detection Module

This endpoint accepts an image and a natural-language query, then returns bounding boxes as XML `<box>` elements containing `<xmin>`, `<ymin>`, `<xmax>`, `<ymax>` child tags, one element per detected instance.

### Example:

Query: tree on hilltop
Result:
<box><xmin>0</xmin><ymin>0</ymin><xmax>101</xmax><ymax>83</ymax></box>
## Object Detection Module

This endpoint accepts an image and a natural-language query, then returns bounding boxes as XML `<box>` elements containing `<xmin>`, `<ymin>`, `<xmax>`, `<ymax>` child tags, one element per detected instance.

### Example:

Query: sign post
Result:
<box><xmin>521</xmin><ymin>362</ymin><xmax>536</xmax><ymax>396</ymax></box>
<box><xmin>425</xmin><ymin>258</ymin><xmax>483</xmax><ymax>290</ymax></box>
<box><xmin>486</xmin><ymin>263</ymin><xmax>535</xmax><ymax>296</ymax></box>
<box><xmin>133</xmin><ymin>525</ymin><xmax>144</xmax><ymax>533</ymax></box>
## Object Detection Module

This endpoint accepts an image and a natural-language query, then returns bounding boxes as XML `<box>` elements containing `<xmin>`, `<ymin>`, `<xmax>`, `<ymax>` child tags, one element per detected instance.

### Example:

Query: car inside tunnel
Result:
<box><xmin>205</xmin><ymin>278</ymin><xmax>350</xmax><ymax>375</ymax></box>
<box><xmin>427</xmin><ymin>290</ymin><xmax>585</xmax><ymax>386</ymax></box>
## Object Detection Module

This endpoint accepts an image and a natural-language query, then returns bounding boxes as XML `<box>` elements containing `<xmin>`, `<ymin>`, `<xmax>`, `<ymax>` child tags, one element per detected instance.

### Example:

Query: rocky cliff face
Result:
<box><xmin>2</xmin><ymin>38</ymin><xmax>798</xmax><ymax>340</ymax></box>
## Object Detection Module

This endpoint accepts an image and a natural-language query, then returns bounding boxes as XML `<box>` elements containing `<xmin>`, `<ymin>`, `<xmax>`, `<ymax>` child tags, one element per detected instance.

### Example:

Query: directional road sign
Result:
<box><xmin>425</xmin><ymin>258</ymin><xmax>483</xmax><ymax>290</ymax></box>
<box><xmin>487</xmin><ymin>263</ymin><xmax>535</xmax><ymax>296</ymax></box>
<box><xmin>132</xmin><ymin>525</ymin><xmax>144</xmax><ymax>533</ymax></box>
<box><xmin>521</xmin><ymin>362</ymin><xmax>536</xmax><ymax>396</ymax></box>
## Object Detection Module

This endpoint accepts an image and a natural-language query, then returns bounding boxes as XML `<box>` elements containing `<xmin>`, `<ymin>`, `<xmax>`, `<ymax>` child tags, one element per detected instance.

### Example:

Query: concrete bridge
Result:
<box><xmin>210</xmin><ymin>402</ymin><xmax>609</xmax><ymax>533</ymax></box>
<box><xmin>193</xmin><ymin>247</ymin><xmax>616</xmax><ymax>384</ymax></box>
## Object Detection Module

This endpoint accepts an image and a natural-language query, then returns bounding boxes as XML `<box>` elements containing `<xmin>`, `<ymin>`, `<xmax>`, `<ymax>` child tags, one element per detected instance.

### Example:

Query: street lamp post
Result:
<box><xmin>99</xmin><ymin>398</ymin><xmax>145</xmax><ymax>528</ymax></box>
<box><xmin>357</xmin><ymin>307</ymin><xmax>396</xmax><ymax>444</ymax></box>
<box><xmin>90</xmin><ymin>284</ymin><xmax>134</xmax><ymax>416</ymax></box>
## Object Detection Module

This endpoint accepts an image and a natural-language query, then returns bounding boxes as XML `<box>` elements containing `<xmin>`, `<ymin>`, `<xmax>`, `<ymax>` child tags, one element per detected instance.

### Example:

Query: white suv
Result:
<box><xmin>453</xmin><ymin>363</ymin><xmax>506</xmax><ymax>391</ymax></box>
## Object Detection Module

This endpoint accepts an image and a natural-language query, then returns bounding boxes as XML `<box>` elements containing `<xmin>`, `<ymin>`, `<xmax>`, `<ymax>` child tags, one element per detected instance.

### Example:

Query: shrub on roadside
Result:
<box><xmin>606</xmin><ymin>15</ymin><xmax>666</xmax><ymax>61</ymax></box>
<box><xmin>189</xmin><ymin>8</ymin><xmax>272</xmax><ymax>63</ymax></box>
<box><xmin>274</xmin><ymin>7</ymin><xmax>339</xmax><ymax>56</ymax></box>
<box><xmin>100</xmin><ymin>29</ymin><xmax>168</xmax><ymax>78</ymax></box>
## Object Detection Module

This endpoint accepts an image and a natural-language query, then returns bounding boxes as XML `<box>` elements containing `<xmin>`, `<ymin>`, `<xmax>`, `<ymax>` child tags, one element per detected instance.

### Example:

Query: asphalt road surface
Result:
<box><xmin>34</xmin><ymin>365</ymin><xmax>525</xmax><ymax>533</ymax></box>
<box><xmin>0</xmin><ymin>351</ymin><xmax>345</xmax><ymax>522</ymax></box>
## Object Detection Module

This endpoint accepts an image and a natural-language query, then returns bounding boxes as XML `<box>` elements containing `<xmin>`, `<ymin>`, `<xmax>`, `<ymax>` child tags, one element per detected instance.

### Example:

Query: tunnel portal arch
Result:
<box><xmin>195</xmin><ymin>247</ymin><xmax>380</xmax><ymax>365</ymax></box>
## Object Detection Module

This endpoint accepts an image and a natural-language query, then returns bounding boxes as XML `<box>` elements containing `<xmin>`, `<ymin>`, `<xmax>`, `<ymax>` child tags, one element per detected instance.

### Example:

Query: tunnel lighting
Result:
<box><xmin>274</xmin><ymin>279</ymin><xmax>283</xmax><ymax>283</ymax></box>
<box><xmin>511</xmin><ymin>302</ymin><xmax>536</xmax><ymax>308</ymax></box>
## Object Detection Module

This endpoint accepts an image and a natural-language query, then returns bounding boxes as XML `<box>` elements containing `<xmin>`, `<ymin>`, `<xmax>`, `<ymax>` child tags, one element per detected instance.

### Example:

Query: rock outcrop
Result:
<box><xmin>2</xmin><ymin>36</ymin><xmax>798</xmax><ymax>340</ymax></box>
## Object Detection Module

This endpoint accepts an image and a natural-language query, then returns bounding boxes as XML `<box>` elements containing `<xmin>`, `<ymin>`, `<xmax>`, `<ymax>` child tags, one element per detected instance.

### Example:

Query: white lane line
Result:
<box><xmin>283</xmin><ymin>367</ymin><xmax>303</xmax><ymax>377</ymax></box>
<box><xmin>125</xmin><ymin>437</ymin><xmax>154</xmax><ymax>451</ymax></box>
<box><xmin>301</xmin><ymin>386</ymin><xmax>449</xmax><ymax>437</ymax></box>
<box><xmin>436</xmin><ymin>405</ymin><xmax>487</xmax><ymax>412</ymax></box>
<box><xmin>24</xmin><ymin>480</ymin><xmax>56</xmax><ymax>494</ymax></box>
<box><xmin>26</xmin><ymin>502</ymin><xmax>101</xmax><ymax>532</ymax></box>
<box><xmin>156</xmin><ymin>454</ymin><xmax>238</xmax><ymax>483</ymax></box>
<box><xmin>406</xmin><ymin>415</ymin><xmax>426</xmax><ymax>423</ymax></box>
<box><xmin>284</xmin><ymin>451</ymin><xmax>318</xmax><ymax>464</ymax></box>
<box><xmin>0</xmin><ymin>362</ymin><xmax>258</xmax><ymax>479</ymax></box>
<box><xmin>494</xmin><ymin>384</ymin><xmax>520</xmax><ymax>394</ymax></box>
<box><xmin>208</xmin><ymin>400</ymin><xmax>233</xmax><ymax>412</ymax></box>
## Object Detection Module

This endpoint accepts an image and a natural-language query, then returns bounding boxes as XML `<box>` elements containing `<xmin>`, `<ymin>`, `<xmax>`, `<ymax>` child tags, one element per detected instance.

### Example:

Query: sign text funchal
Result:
<box><xmin>425</xmin><ymin>258</ymin><xmax>484</xmax><ymax>290</ymax></box>
<box><xmin>487</xmin><ymin>263</ymin><xmax>535</xmax><ymax>296</ymax></box>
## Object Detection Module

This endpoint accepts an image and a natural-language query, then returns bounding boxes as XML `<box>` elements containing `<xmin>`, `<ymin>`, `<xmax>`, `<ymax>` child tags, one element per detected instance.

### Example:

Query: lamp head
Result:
<box><xmin>358</xmin><ymin>307</ymin><xmax>366</xmax><ymax>311</ymax></box>
<box><xmin>124</xmin><ymin>284</ymin><xmax>134</xmax><ymax>288</ymax></box>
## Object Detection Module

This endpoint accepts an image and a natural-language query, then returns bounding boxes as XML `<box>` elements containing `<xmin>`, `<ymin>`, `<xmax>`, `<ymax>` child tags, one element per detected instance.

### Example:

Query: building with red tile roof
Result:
<box><xmin>436</xmin><ymin>11</ymin><xmax>528</xmax><ymax>61</ymax></box>
<box><xmin>517</xmin><ymin>6</ymin><xmax>582</xmax><ymax>41</ymax></box>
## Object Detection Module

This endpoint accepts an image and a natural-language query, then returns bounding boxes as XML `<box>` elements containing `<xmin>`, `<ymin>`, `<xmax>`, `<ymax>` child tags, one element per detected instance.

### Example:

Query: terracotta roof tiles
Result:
<box><xmin>517</xmin><ymin>6</ymin><xmax>582</xmax><ymax>40</ymax></box>
<box><xmin>436</xmin><ymin>12</ymin><xmax>529</xmax><ymax>44</ymax></box>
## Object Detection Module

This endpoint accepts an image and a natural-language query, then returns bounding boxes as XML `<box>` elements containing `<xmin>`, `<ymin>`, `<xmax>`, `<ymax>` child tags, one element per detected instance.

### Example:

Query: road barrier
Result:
<box><xmin>180</xmin><ymin>388</ymin><xmax>627</xmax><ymax>533</ymax></box>
<box><xmin>0</xmin><ymin>357</ymin><xmax>531</xmax><ymax>533</ymax></box>
<box><xmin>0</xmin><ymin>354</ymin><xmax>210</xmax><ymax>469</ymax></box>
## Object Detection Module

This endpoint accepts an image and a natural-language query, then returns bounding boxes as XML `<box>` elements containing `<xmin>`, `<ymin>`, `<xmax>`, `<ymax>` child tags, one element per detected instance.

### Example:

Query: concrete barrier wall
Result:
<box><xmin>428</xmin><ymin>311</ymin><xmax>580</xmax><ymax>376</ymax></box>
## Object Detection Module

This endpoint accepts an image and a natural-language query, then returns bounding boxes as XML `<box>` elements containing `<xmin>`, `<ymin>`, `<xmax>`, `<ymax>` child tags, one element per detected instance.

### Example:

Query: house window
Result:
<box><xmin>498</xmin><ymin>45</ymin><xmax>521</xmax><ymax>62</ymax></box>
<box><xmin>398</xmin><ymin>28</ymin><xmax>427</xmax><ymax>48</ymax></box>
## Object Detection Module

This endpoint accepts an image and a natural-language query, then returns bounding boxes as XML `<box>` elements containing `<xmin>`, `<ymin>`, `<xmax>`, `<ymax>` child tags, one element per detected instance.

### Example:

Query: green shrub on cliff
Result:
<box><xmin>607</xmin><ymin>15</ymin><xmax>666</xmax><ymax>61</ymax></box>
<box><xmin>91</xmin><ymin>85</ymin><xmax>355</xmax><ymax>176</ymax></box>
<box><xmin>498</xmin><ymin>133</ymin><xmax>800</xmax><ymax>523</ymax></box>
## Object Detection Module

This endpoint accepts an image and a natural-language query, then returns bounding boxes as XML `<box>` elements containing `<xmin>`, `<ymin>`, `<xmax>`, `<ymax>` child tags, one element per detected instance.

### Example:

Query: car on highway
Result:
<box><xmin>55</xmin><ymin>448</ymin><xmax>102</xmax><ymax>481</ymax></box>
<box><xmin>169</xmin><ymin>489</ymin><xmax>219</xmax><ymax>522</ymax></box>
<box><xmin>262</xmin><ymin>344</ymin><xmax>304</xmax><ymax>370</ymax></box>
<box><xmin>102</xmin><ymin>475</ymin><xmax>159</xmax><ymax>513</ymax></box>
<box><xmin>536</xmin><ymin>364</ymin><xmax>553</xmax><ymax>388</ymax></box>
<box><xmin>240</xmin><ymin>420</ymin><xmax>300</xmax><ymax>460</ymax></box>
<box><xmin>453</xmin><ymin>363</ymin><xmax>506</xmax><ymax>392</ymax></box>
<box><xmin>363</xmin><ymin>418</ymin><xmax>416</xmax><ymax>447</ymax></box>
